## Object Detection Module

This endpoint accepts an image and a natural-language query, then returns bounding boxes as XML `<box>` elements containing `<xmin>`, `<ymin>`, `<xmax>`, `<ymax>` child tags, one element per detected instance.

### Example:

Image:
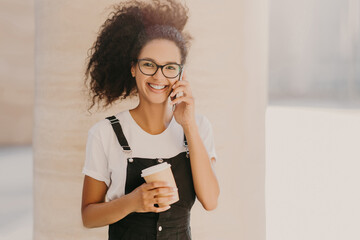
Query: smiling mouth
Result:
<box><xmin>148</xmin><ymin>83</ymin><xmax>168</xmax><ymax>90</ymax></box>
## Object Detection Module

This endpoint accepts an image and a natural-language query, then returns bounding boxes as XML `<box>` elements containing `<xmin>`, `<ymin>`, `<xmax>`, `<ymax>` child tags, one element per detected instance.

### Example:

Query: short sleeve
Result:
<box><xmin>82</xmin><ymin>130</ymin><xmax>111</xmax><ymax>187</ymax></box>
<box><xmin>198</xmin><ymin>115</ymin><xmax>217</xmax><ymax>161</ymax></box>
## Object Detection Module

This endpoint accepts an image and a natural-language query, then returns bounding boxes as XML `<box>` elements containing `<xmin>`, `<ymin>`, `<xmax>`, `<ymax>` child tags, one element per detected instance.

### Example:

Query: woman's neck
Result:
<box><xmin>129</xmin><ymin>101</ymin><xmax>173</xmax><ymax>135</ymax></box>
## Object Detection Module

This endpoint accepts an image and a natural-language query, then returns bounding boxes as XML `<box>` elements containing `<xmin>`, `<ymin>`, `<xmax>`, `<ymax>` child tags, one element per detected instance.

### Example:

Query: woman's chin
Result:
<box><xmin>140</xmin><ymin>96</ymin><xmax>170</xmax><ymax>106</ymax></box>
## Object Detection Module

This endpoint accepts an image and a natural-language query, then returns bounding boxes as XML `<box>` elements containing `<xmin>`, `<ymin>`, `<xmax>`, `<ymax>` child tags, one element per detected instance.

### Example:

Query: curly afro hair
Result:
<box><xmin>85</xmin><ymin>0</ymin><xmax>192</xmax><ymax>110</ymax></box>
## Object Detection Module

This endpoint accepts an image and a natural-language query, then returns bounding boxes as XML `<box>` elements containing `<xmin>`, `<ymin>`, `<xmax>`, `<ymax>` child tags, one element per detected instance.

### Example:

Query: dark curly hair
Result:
<box><xmin>85</xmin><ymin>0</ymin><xmax>192</xmax><ymax>110</ymax></box>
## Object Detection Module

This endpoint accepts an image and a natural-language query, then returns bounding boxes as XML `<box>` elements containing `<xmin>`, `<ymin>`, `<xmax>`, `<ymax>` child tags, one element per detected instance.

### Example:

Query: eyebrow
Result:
<box><xmin>141</xmin><ymin>57</ymin><xmax>181</xmax><ymax>65</ymax></box>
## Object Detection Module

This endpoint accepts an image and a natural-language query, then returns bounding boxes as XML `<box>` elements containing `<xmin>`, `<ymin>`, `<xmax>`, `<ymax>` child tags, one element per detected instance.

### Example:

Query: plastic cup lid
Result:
<box><xmin>141</xmin><ymin>162</ymin><xmax>171</xmax><ymax>177</ymax></box>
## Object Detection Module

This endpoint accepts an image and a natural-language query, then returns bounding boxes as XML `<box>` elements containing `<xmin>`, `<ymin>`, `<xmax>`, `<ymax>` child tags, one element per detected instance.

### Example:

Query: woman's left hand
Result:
<box><xmin>170</xmin><ymin>71</ymin><xmax>196</xmax><ymax>128</ymax></box>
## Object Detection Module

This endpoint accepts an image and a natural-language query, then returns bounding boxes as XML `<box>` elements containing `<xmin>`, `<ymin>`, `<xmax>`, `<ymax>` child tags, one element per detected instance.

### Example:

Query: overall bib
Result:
<box><xmin>106</xmin><ymin>116</ymin><xmax>196</xmax><ymax>240</ymax></box>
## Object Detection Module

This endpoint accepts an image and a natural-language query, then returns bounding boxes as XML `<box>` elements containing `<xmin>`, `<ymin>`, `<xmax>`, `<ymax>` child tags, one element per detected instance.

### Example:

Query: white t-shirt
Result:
<box><xmin>82</xmin><ymin>110</ymin><xmax>217</xmax><ymax>201</ymax></box>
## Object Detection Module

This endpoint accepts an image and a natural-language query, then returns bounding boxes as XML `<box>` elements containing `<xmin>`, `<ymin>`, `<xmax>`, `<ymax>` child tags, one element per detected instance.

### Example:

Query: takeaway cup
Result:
<box><xmin>141</xmin><ymin>162</ymin><xmax>179</xmax><ymax>207</ymax></box>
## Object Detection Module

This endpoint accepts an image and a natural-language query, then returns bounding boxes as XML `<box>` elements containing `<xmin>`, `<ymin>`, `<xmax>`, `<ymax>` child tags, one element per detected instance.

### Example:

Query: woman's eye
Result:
<box><xmin>165</xmin><ymin>65</ymin><xmax>176</xmax><ymax>70</ymax></box>
<box><xmin>143</xmin><ymin>62</ymin><xmax>155</xmax><ymax>67</ymax></box>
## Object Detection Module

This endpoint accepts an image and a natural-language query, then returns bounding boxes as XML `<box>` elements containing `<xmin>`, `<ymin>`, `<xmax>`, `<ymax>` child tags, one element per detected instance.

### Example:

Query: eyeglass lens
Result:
<box><xmin>138</xmin><ymin>59</ymin><xmax>181</xmax><ymax>78</ymax></box>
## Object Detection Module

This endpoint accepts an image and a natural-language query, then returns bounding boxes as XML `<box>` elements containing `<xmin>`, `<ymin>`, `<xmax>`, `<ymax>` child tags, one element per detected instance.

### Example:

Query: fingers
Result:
<box><xmin>172</xmin><ymin>79</ymin><xmax>189</xmax><ymax>91</ymax></box>
<box><xmin>154</xmin><ymin>205</ymin><xmax>171</xmax><ymax>213</ymax></box>
<box><xmin>141</xmin><ymin>182</ymin><xmax>178</xmax><ymax>202</ymax></box>
<box><xmin>170</xmin><ymin>86</ymin><xmax>187</xmax><ymax>98</ymax></box>
<box><xmin>151</xmin><ymin>187</ymin><xmax>178</xmax><ymax>200</ymax></box>
<box><xmin>171</xmin><ymin>79</ymin><xmax>193</xmax><ymax>102</ymax></box>
<box><xmin>170</xmin><ymin>96</ymin><xmax>194</xmax><ymax>106</ymax></box>
<box><xmin>150</xmin><ymin>186</ymin><xmax>178</xmax><ymax>196</ymax></box>
<box><xmin>142</xmin><ymin>181</ymin><xmax>171</xmax><ymax>191</ymax></box>
<box><xmin>155</xmin><ymin>194</ymin><xmax>179</xmax><ymax>205</ymax></box>
<box><xmin>133</xmin><ymin>182</ymin><xmax>180</xmax><ymax>213</ymax></box>
<box><xmin>150</xmin><ymin>186</ymin><xmax>178</xmax><ymax>206</ymax></box>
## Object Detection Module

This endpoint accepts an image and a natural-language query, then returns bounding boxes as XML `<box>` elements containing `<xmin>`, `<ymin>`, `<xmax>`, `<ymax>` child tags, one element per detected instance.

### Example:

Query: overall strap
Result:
<box><xmin>183</xmin><ymin>134</ymin><xmax>188</xmax><ymax>148</ymax></box>
<box><xmin>106</xmin><ymin>116</ymin><xmax>131</xmax><ymax>152</ymax></box>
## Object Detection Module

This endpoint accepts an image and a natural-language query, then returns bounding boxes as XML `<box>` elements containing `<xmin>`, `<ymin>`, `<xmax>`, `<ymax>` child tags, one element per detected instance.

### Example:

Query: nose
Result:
<box><xmin>152</xmin><ymin>66</ymin><xmax>167</xmax><ymax>81</ymax></box>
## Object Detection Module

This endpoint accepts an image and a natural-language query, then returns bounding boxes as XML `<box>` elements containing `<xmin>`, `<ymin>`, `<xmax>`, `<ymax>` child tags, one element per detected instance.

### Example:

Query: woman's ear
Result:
<box><xmin>131</xmin><ymin>64</ymin><xmax>135</xmax><ymax>78</ymax></box>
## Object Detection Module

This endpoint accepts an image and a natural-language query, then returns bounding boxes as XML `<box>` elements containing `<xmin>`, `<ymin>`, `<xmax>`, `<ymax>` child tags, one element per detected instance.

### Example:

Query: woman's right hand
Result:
<box><xmin>130</xmin><ymin>181</ymin><xmax>178</xmax><ymax>213</ymax></box>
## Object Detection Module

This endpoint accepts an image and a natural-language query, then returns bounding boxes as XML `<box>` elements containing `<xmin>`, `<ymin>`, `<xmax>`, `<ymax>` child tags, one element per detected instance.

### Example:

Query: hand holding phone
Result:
<box><xmin>172</xmin><ymin>68</ymin><xmax>184</xmax><ymax>112</ymax></box>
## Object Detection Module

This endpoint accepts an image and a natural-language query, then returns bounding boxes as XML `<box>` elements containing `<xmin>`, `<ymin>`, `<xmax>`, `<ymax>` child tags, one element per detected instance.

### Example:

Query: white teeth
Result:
<box><xmin>149</xmin><ymin>83</ymin><xmax>166</xmax><ymax>90</ymax></box>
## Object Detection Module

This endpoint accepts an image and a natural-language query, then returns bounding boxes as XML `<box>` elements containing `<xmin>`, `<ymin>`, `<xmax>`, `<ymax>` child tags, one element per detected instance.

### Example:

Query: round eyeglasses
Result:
<box><xmin>137</xmin><ymin>59</ymin><xmax>183</xmax><ymax>79</ymax></box>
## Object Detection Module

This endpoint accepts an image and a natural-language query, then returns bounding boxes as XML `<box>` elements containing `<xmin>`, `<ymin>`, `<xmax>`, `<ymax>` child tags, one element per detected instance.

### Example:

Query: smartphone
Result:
<box><xmin>172</xmin><ymin>68</ymin><xmax>184</xmax><ymax>112</ymax></box>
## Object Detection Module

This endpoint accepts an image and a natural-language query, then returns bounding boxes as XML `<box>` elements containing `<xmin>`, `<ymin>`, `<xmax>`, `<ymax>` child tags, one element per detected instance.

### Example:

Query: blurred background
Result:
<box><xmin>267</xmin><ymin>1</ymin><xmax>360</xmax><ymax>240</ymax></box>
<box><xmin>0</xmin><ymin>1</ymin><xmax>34</xmax><ymax>239</ymax></box>
<box><xmin>1</xmin><ymin>0</ymin><xmax>359</xmax><ymax>239</ymax></box>
<box><xmin>269</xmin><ymin>0</ymin><xmax>360</xmax><ymax>108</ymax></box>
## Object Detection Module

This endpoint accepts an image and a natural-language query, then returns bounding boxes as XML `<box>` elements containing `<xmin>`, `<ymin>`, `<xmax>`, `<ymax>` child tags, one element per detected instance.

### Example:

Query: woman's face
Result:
<box><xmin>131</xmin><ymin>39</ymin><xmax>182</xmax><ymax>105</ymax></box>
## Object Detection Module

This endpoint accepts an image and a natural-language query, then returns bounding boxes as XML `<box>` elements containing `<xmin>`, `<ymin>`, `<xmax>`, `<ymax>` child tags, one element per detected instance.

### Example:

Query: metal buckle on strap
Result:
<box><xmin>122</xmin><ymin>149</ymin><xmax>132</xmax><ymax>155</ymax></box>
<box><xmin>184</xmin><ymin>145</ymin><xmax>189</xmax><ymax>158</ymax></box>
<box><xmin>121</xmin><ymin>146</ymin><xmax>132</xmax><ymax>154</ymax></box>
<box><xmin>109</xmin><ymin>118</ymin><xmax>119</xmax><ymax>124</ymax></box>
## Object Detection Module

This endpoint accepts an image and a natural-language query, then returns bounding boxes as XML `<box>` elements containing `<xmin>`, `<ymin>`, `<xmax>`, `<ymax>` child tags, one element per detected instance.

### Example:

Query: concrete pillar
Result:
<box><xmin>33</xmin><ymin>0</ymin><xmax>267</xmax><ymax>239</ymax></box>
<box><xmin>33</xmin><ymin>1</ymin><xmax>130</xmax><ymax>239</ymax></box>
<box><xmin>0</xmin><ymin>0</ymin><xmax>34</xmax><ymax>145</ymax></box>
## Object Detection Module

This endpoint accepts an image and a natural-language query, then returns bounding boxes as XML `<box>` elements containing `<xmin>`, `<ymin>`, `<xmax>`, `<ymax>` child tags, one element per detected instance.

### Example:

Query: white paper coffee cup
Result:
<box><xmin>141</xmin><ymin>162</ymin><xmax>179</xmax><ymax>207</ymax></box>
<box><xmin>141</xmin><ymin>162</ymin><xmax>171</xmax><ymax>177</ymax></box>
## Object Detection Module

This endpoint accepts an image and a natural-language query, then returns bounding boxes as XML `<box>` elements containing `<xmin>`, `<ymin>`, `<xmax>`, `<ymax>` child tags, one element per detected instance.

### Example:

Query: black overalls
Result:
<box><xmin>106</xmin><ymin>116</ymin><xmax>196</xmax><ymax>240</ymax></box>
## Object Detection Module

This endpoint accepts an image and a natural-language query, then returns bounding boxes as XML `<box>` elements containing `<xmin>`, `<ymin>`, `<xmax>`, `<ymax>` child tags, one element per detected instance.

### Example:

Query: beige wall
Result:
<box><xmin>0</xmin><ymin>0</ymin><xmax>34</xmax><ymax>145</ymax></box>
<box><xmin>33</xmin><ymin>0</ymin><xmax>267</xmax><ymax>239</ymax></box>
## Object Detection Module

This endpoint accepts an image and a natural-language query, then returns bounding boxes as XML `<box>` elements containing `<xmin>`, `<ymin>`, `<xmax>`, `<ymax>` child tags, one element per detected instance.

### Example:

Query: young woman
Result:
<box><xmin>81</xmin><ymin>1</ymin><xmax>219</xmax><ymax>239</ymax></box>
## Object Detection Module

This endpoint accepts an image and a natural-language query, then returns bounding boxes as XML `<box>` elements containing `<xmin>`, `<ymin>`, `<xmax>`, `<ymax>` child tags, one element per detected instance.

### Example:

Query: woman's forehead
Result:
<box><xmin>138</xmin><ymin>39</ymin><xmax>181</xmax><ymax>64</ymax></box>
